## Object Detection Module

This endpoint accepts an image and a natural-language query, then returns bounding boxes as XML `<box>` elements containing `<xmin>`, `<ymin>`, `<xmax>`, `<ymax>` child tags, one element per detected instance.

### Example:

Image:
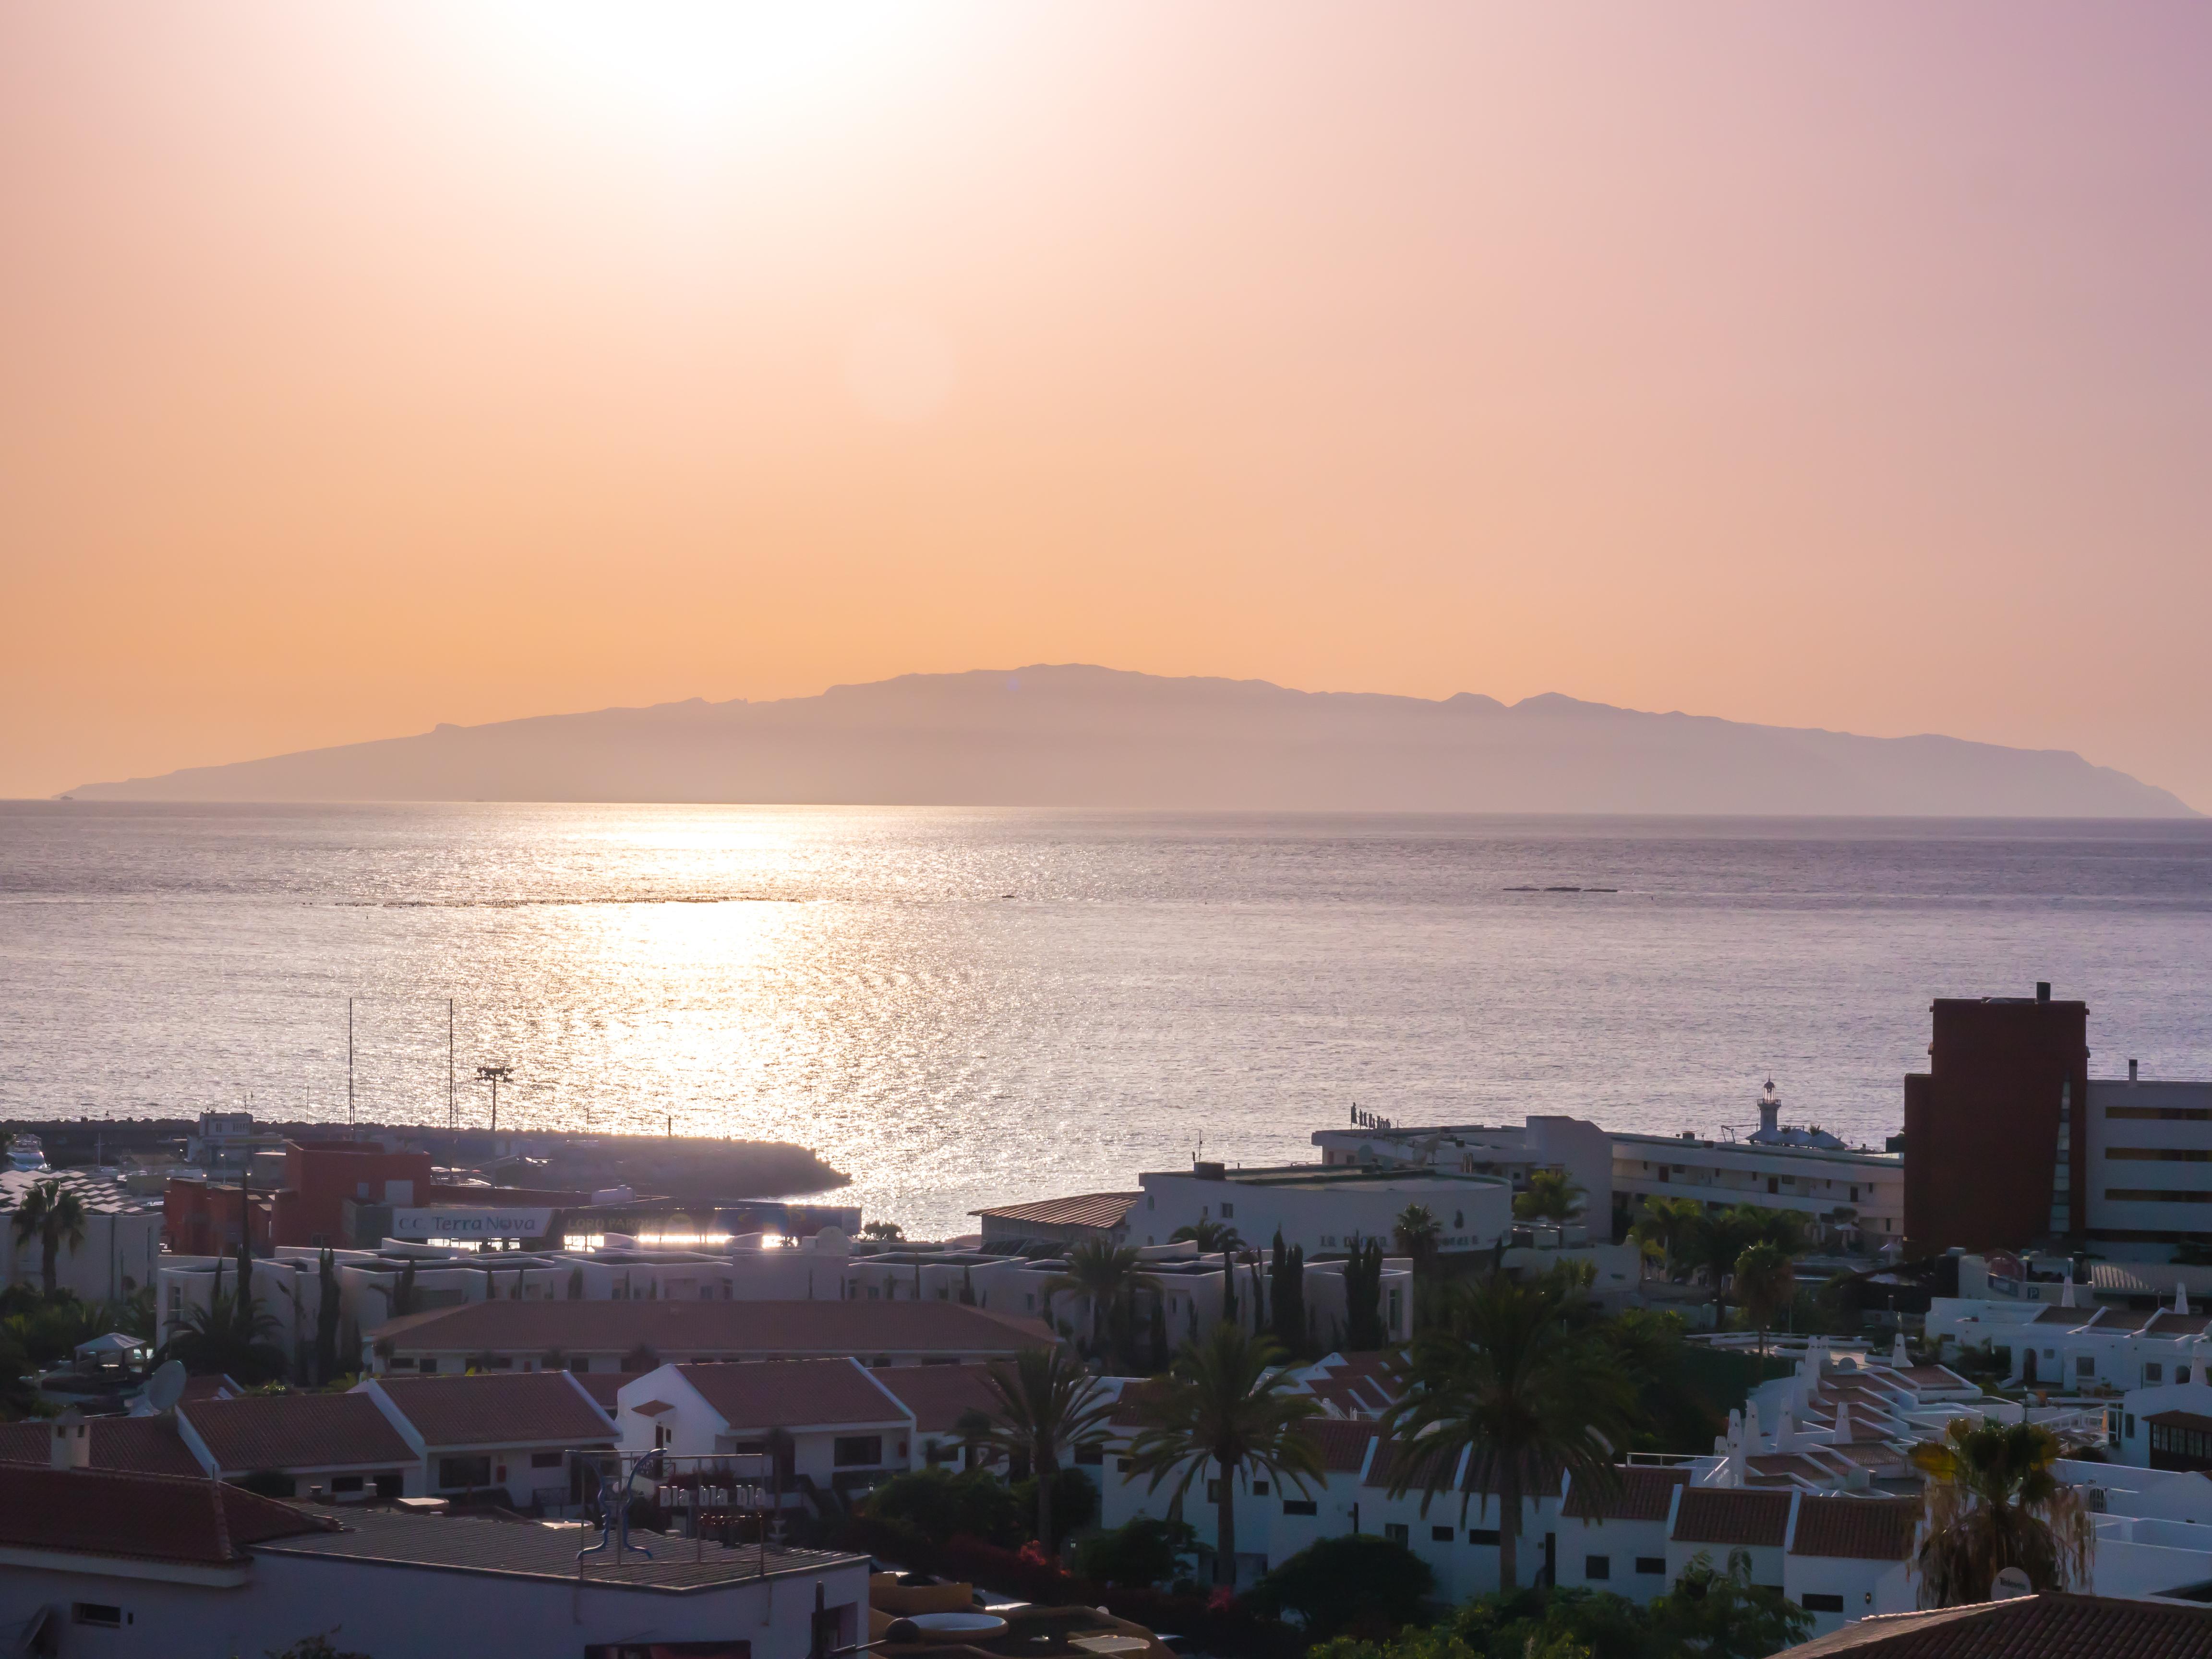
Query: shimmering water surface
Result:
<box><xmin>3</xmin><ymin>803</ymin><xmax>2210</xmax><ymax>1238</ymax></box>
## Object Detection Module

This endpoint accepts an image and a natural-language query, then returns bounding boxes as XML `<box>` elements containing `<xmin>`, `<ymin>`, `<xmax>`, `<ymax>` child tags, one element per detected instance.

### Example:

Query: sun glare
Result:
<box><xmin>471</xmin><ymin>1</ymin><xmax>934</xmax><ymax>143</ymax></box>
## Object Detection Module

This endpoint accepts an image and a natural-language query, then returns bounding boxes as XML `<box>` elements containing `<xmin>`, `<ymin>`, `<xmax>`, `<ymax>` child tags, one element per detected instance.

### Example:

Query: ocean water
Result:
<box><xmin>2</xmin><ymin>802</ymin><xmax>2210</xmax><ymax>1238</ymax></box>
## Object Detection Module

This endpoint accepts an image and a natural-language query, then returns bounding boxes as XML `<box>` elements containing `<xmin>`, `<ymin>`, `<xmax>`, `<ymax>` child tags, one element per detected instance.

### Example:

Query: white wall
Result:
<box><xmin>0</xmin><ymin>1545</ymin><xmax>867</xmax><ymax>1659</ymax></box>
<box><xmin>1135</xmin><ymin>1170</ymin><xmax>1512</xmax><ymax>1257</ymax></box>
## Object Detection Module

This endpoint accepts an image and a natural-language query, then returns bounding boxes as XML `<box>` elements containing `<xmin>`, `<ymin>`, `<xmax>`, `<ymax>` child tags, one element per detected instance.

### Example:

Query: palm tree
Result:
<box><xmin>1169</xmin><ymin>1218</ymin><xmax>1242</xmax><ymax>1254</ymax></box>
<box><xmin>1046</xmin><ymin>1241</ymin><xmax>1157</xmax><ymax>1370</ymax></box>
<box><xmin>1393</xmin><ymin>1203</ymin><xmax>1441</xmax><ymax>1263</ymax></box>
<box><xmin>1381</xmin><ymin>1272</ymin><xmax>1637</xmax><ymax>1592</ymax></box>
<box><xmin>1912</xmin><ymin>1418</ymin><xmax>2092</xmax><ymax>1606</ymax></box>
<box><xmin>159</xmin><ymin>1263</ymin><xmax>289</xmax><ymax>1384</ymax></box>
<box><xmin>12</xmin><ymin>1180</ymin><xmax>88</xmax><ymax>1296</ymax></box>
<box><xmin>965</xmin><ymin>1346</ymin><xmax>1115</xmax><ymax>1554</ymax></box>
<box><xmin>1512</xmin><ymin>1169</ymin><xmax>1586</xmax><ymax>1225</ymax></box>
<box><xmin>1629</xmin><ymin>1196</ymin><xmax>1706</xmax><ymax>1283</ymax></box>
<box><xmin>1732</xmin><ymin>1242</ymin><xmax>1796</xmax><ymax>1363</ymax></box>
<box><xmin>1685</xmin><ymin>1205</ymin><xmax>1781</xmax><ymax>1325</ymax></box>
<box><xmin>1125</xmin><ymin>1322</ymin><xmax>1325</xmax><ymax>1588</ymax></box>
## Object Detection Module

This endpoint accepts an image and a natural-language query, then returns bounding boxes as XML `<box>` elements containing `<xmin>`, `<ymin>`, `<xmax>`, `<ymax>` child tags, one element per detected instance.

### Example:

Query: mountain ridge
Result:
<box><xmin>68</xmin><ymin>663</ymin><xmax>2199</xmax><ymax>817</ymax></box>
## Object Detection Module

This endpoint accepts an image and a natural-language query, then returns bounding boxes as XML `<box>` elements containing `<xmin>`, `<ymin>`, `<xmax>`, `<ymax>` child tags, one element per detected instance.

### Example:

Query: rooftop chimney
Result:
<box><xmin>2129</xmin><ymin>1059</ymin><xmax>2140</xmax><ymax>1084</ymax></box>
<box><xmin>2036</xmin><ymin>982</ymin><xmax>2051</xmax><ymax>1003</ymax></box>
<box><xmin>49</xmin><ymin>1417</ymin><xmax>90</xmax><ymax>1471</ymax></box>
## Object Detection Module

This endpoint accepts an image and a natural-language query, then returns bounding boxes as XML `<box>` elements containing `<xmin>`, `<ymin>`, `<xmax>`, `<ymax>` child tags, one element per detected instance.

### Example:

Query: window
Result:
<box><xmin>73</xmin><ymin>1602</ymin><xmax>127</xmax><ymax>1628</ymax></box>
<box><xmin>2147</xmin><ymin>1364</ymin><xmax>2164</xmax><ymax>1384</ymax></box>
<box><xmin>1469</xmin><ymin>1529</ymin><xmax>1500</xmax><ymax>1545</ymax></box>
<box><xmin>1767</xmin><ymin>1178</ymin><xmax>1778</xmax><ymax>1195</ymax></box>
<box><xmin>416</xmin><ymin>1358</ymin><xmax>437</xmax><ymax>1375</ymax></box>
<box><xmin>1283</xmin><ymin>1500</ymin><xmax>1317</xmax><ymax>1516</ymax></box>
<box><xmin>331</xmin><ymin>1475</ymin><xmax>364</xmax><ymax>1494</ymax></box>
<box><xmin>2107</xmin><ymin>1189</ymin><xmax>2212</xmax><ymax>1203</ymax></box>
<box><xmin>375</xmin><ymin>1473</ymin><xmax>404</xmax><ymax>1499</ymax></box>
<box><xmin>1585</xmin><ymin>1556</ymin><xmax>1610</xmax><ymax>1580</ymax></box>
<box><xmin>1117</xmin><ymin>1457</ymin><xmax>1134</xmax><ymax>1474</ymax></box>
<box><xmin>1432</xmin><ymin>1526</ymin><xmax>1455</xmax><ymax>1543</ymax></box>
<box><xmin>1849</xmin><ymin>1187</ymin><xmax>1859</xmax><ymax>1203</ymax></box>
<box><xmin>1251</xmin><ymin>1480</ymin><xmax>1268</xmax><ymax>1496</ymax></box>
<box><xmin>2077</xmin><ymin>1357</ymin><xmax>2095</xmax><ymax>1377</ymax></box>
<box><xmin>1383</xmin><ymin>1524</ymin><xmax>1409</xmax><ymax>1547</ymax></box>
<box><xmin>1075</xmin><ymin>1444</ymin><xmax>1105</xmax><ymax>1466</ymax></box>
<box><xmin>437</xmin><ymin>1455</ymin><xmax>492</xmax><ymax>1489</ymax></box>
<box><xmin>1220</xmin><ymin>1204</ymin><xmax>1234</xmax><ymax>1219</ymax></box>
<box><xmin>530</xmin><ymin>1451</ymin><xmax>565</xmax><ymax>1469</ymax></box>
<box><xmin>2109</xmin><ymin>1148</ymin><xmax>2212</xmax><ymax>1161</ymax></box>
<box><xmin>833</xmin><ymin>1436</ymin><xmax>884</xmax><ymax>1468</ymax></box>
<box><xmin>570</xmin><ymin>1357</ymin><xmax>591</xmax><ymax>1372</ymax></box>
<box><xmin>2108</xmin><ymin>1106</ymin><xmax>2212</xmax><ymax>1121</ymax></box>
<box><xmin>1207</xmin><ymin>1480</ymin><xmax>1222</xmax><ymax>1503</ymax></box>
<box><xmin>2127</xmin><ymin>1414</ymin><xmax>2138</xmax><ymax>1438</ymax></box>
<box><xmin>1802</xmin><ymin>1594</ymin><xmax>1845</xmax><ymax>1613</ymax></box>
<box><xmin>1635</xmin><ymin>1557</ymin><xmax>1665</xmax><ymax>1575</ymax></box>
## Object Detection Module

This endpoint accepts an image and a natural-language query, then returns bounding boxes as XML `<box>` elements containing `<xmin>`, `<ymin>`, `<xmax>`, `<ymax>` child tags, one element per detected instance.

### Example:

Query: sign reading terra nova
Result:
<box><xmin>389</xmin><ymin>1207</ymin><xmax>553</xmax><ymax>1239</ymax></box>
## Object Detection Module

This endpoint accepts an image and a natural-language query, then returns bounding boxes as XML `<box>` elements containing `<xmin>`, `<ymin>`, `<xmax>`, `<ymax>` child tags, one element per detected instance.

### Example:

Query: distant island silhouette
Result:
<box><xmin>68</xmin><ymin>665</ymin><xmax>2199</xmax><ymax>816</ymax></box>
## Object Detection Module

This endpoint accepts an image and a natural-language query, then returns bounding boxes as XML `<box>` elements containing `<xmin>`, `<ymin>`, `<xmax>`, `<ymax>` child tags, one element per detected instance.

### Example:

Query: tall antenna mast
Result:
<box><xmin>347</xmin><ymin>997</ymin><xmax>355</xmax><ymax>1129</ymax></box>
<box><xmin>448</xmin><ymin>999</ymin><xmax>456</xmax><ymax>1132</ymax></box>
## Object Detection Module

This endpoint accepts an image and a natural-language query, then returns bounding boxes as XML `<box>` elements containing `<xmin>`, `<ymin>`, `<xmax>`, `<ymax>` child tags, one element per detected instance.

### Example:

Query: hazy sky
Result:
<box><xmin>5</xmin><ymin>5</ymin><xmax>2210</xmax><ymax>806</ymax></box>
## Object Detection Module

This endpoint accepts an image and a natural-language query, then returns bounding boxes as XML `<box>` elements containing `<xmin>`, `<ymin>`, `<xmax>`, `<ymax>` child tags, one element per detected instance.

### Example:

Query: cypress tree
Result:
<box><xmin>1345</xmin><ymin>1240</ymin><xmax>1385</xmax><ymax>1351</ymax></box>
<box><xmin>1148</xmin><ymin>1291</ymin><xmax>1169</xmax><ymax>1372</ymax></box>
<box><xmin>314</xmin><ymin>1248</ymin><xmax>341</xmax><ymax>1385</ymax></box>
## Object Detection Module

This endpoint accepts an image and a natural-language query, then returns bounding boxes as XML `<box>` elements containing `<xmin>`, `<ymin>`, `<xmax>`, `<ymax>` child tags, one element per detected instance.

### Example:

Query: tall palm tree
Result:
<box><xmin>1732</xmin><ymin>1241</ymin><xmax>1796</xmax><ymax>1362</ymax></box>
<box><xmin>12</xmin><ymin>1180</ymin><xmax>88</xmax><ymax>1296</ymax></box>
<box><xmin>1393</xmin><ymin>1203</ymin><xmax>1441</xmax><ymax>1263</ymax></box>
<box><xmin>1046</xmin><ymin>1241</ymin><xmax>1157</xmax><ymax>1370</ymax></box>
<box><xmin>1629</xmin><ymin>1196</ymin><xmax>1706</xmax><ymax>1283</ymax></box>
<box><xmin>1512</xmin><ymin>1169</ymin><xmax>1586</xmax><ymax>1225</ymax></box>
<box><xmin>966</xmin><ymin>1346</ymin><xmax>1115</xmax><ymax>1554</ymax></box>
<box><xmin>1169</xmin><ymin>1219</ymin><xmax>1242</xmax><ymax>1254</ymax></box>
<box><xmin>1686</xmin><ymin>1205</ymin><xmax>1779</xmax><ymax>1326</ymax></box>
<box><xmin>1125</xmin><ymin>1322</ymin><xmax>1325</xmax><ymax>1588</ymax></box>
<box><xmin>1381</xmin><ymin>1272</ymin><xmax>1636</xmax><ymax>1591</ymax></box>
<box><xmin>1912</xmin><ymin>1418</ymin><xmax>2092</xmax><ymax>1606</ymax></box>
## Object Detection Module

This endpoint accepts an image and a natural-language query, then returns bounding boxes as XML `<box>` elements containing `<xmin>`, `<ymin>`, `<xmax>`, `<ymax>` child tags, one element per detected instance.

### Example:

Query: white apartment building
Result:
<box><xmin>1311</xmin><ymin>1115</ymin><xmax>1615</xmax><ymax>1221</ymax></box>
<box><xmin>0</xmin><ymin>1169</ymin><xmax>162</xmax><ymax>1303</ymax></box>
<box><xmin>2082</xmin><ymin>1076</ymin><xmax>2212</xmax><ymax>1255</ymax></box>
<box><xmin>0</xmin><ymin>1459</ymin><xmax>867</xmax><ymax>1659</ymax></box>
<box><xmin>1136</xmin><ymin>1162</ymin><xmax>1513</xmax><ymax>1256</ymax></box>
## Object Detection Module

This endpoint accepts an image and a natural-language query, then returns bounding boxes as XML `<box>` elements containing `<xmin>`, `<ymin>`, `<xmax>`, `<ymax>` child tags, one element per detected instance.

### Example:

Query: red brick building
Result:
<box><xmin>162</xmin><ymin>1181</ymin><xmax>274</xmax><ymax>1257</ymax></box>
<box><xmin>1902</xmin><ymin>984</ymin><xmax>2091</xmax><ymax>1255</ymax></box>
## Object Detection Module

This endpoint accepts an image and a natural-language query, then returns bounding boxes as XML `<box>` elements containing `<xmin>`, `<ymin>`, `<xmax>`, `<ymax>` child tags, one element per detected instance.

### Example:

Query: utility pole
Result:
<box><xmin>347</xmin><ymin>998</ymin><xmax>355</xmax><ymax>1129</ymax></box>
<box><xmin>476</xmin><ymin>1065</ymin><xmax>513</xmax><ymax>1136</ymax></box>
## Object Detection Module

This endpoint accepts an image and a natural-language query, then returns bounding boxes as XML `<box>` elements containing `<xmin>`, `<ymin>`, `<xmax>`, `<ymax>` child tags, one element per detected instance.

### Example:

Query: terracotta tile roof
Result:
<box><xmin>370</xmin><ymin>1298</ymin><xmax>1041</xmax><ymax>1358</ymax></box>
<box><xmin>663</xmin><ymin>1360</ymin><xmax>908</xmax><ymax>1432</ymax></box>
<box><xmin>1773</xmin><ymin>1592</ymin><xmax>2212</xmax><ymax>1657</ymax></box>
<box><xmin>872</xmin><ymin>1363</ymin><xmax>1003</xmax><ymax>1435</ymax></box>
<box><xmin>2147</xmin><ymin>1410</ymin><xmax>2212</xmax><ymax>1433</ymax></box>
<box><xmin>1364</xmin><ymin>1435</ymin><xmax>1457</xmax><ymax>1491</ymax></box>
<box><xmin>2146</xmin><ymin>1312</ymin><xmax>2212</xmax><ymax>1338</ymax></box>
<box><xmin>1107</xmin><ymin>1376</ymin><xmax>1171</xmax><ymax>1430</ymax></box>
<box><xmin>569</xmin><ymin>1370</ymin><xmax>626</xmax><ymax>1408</ymax></box>
<box><xmin>0</xmin><ymin>1418</ymin><xmax>205</xmax><ymax>1478</ymax></box>
<box><xmin>182</xmin><ymin>1393</ymin><xmax>416</xmax><ymax>1473</ymax></box>
<box><xmin>1563</xmin><ymin>1465</ymin><xmax>1687</xmax><ymax>1522</ymax></box>
<box><xmin>368</xmin><ymin>1372</ymin><xmax>615</xmax><ymax>1449</ymax></box>
<box><xmin>1671</xmin><ymin>1487</ymin><xmax>1792</xmax><ymax>1548</ymax></box>
<box><xmin>1790</xmin><ymin>1495</ymin><xmax>1918</xmax><ymax>1561</ymax></box>
<box><xmin>181</xmin><ymin>1374</ymin><xmax>241</xmax><ymax>1401</ymax></box>
<box><xmin>2031</xmin><ymin>1306</ymin><xmax>2090</xmax><ymax>1325</ymax></box>
<box><xmin>970</xmin><ymin>1193</ymin><xmax>1143</xmax><ymax>1231</ymax></box>
<box><xmin>1747</xmin><ymin>1454</ymin><xmax>1833</xmax><ymax>1487</ymax></box>
<box><xmin>1298</xmin><ymin>1418</ymin><xmax>1379</xmax><ymax>1475</ymax></box>
<box><xmin>0</xmin><ymin>1463</ymin><xmax>331</xmax><ymax>1564</ymax></box>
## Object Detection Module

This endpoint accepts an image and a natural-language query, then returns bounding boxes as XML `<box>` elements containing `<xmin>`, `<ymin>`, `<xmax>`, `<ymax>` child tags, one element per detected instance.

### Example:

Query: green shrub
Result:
<box><xmin>1072</xmin><ymin>1516</ymin><xmax>1198</xmax><ymax>1587</ymax></box>
<box><xmin>1245</xmin><ymin>1534</ymin><xmax>1433</xmax><ymax>1637</ymax></box>
<box><xmin>864</xmin><ymin>1467</ymin><xmax>1027</xmax><ymax>1548</ymax></box>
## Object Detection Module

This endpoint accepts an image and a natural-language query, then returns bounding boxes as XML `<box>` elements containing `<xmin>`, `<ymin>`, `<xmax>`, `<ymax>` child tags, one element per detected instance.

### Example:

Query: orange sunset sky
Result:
<box><xmin>4</xmin><ymin>5</ymin><xmax>2210</xmax><ymax>807</ymax></box>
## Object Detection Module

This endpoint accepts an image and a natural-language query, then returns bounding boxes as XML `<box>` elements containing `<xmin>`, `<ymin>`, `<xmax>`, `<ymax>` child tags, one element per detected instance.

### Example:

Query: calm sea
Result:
<box><xmin>2</xmin><ymin>803</ymin><xmax>2209</xmax><ymax>1238</ymax></box>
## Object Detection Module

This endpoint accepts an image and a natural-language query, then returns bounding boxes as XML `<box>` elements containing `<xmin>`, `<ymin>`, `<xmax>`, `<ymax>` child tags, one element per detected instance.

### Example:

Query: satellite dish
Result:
<box><xmin>1990</xmin><ymin>1566</ymin><xmax>2033</xmax><ymax>1601</ymax></box>
<box><xmin>144</xmin><ymin>1359</ymin><xmax>187</xmax><ymax>1414</ymax></box>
